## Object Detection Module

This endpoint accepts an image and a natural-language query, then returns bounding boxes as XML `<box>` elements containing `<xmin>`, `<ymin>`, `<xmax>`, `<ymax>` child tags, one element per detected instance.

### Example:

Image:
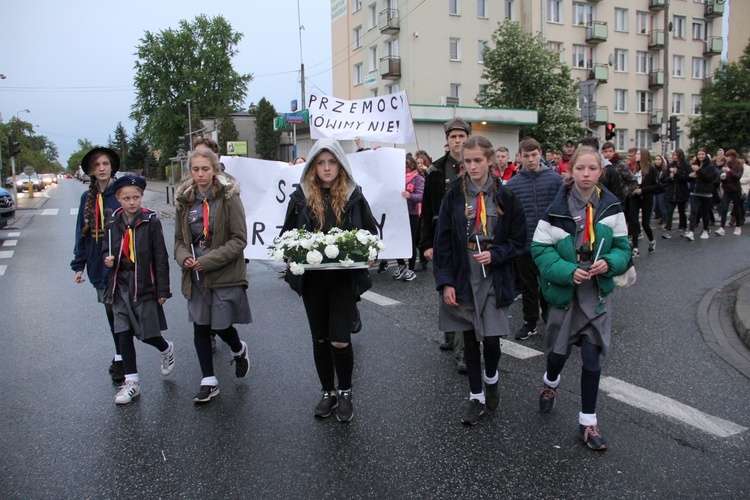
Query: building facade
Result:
<box><xmin>331</xmin><ymin>0</ymin><xmax>737</xmax><ymax>153</ymax></box>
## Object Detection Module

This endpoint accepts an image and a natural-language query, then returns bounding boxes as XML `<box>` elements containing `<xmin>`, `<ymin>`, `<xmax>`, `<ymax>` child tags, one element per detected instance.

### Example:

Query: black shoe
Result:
<box><xmin>417</xmin><ymin>261</ymin><xmax>429</xmax><ymax>272</ymax></box>
<box><xmin>514</xmin><ymin>322</ymin><xmax>538</xmax><ymax>341</ymax></box>
<box><xmin>539</xmin><ymin>386</ymin><xmax>556</xmax><ymax>413</ymax></box>
<box><xmin>377</xmin><ymin>260</ymin><xmax>389</xmax><ymax>273</ymax></box>
<box><xmin>577</xmin><ymin>424</ymin><xmax>608</xmax><ymax>451</ymax></box>
<box><xmin>351</xmin><ymin>308</ymin><xmax>362</xmax><ymax>334</ymax></box>
<box><xmin>111</xmin><ymin>360</ymin><xmax>125</xmax><ymax>384</ymax></box>
<box><xmin>439</xmin><ymin>340</ymin><xmax>454</xmax><ymax>351</ymax></box>
<box><xmin>461</xmin><ymin>399</ymin><xmax>486</xmax><ymax>425</ymax></box>
<box><xmin>231</xmin><ymin>341</ymin><xmax>250</xmax><ymax>378</ymax></box>
<box><xmin>314</xmin><ymin>391</ymin><xmax>338</xmax><ymax>418</ymax></box>
<box><xmin>485</xmin><ymin>382</ymin><xmax>500</xmax><ymax>411</ymax></box>
<box><xmin>193</xmin><ymin>385</ymin><xmax>220</xmax><ymax>403</ymax></box>
<box><xmin>456</xmin><ymin>359</ymin><xmax>467</xmax><ymax>375</ymax></box>
<box><xmin>108</xmin><ymin>359</ymin><xmax>116</xmax><ymax>374</ymax></box>
<box><xmin>336</xmin><ymin>390</ymin><xmax>354</xmax><ymax>422</ymax></box>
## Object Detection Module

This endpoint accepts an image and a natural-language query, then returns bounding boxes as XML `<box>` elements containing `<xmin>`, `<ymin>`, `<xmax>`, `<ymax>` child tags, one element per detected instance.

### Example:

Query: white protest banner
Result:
<box><xmin>222</xmin><ymin>147</ymin><xmax>412</xmax><ymax>261</ymax></box>
<box><xmin>307</xmin><ymin>91</ymin><xmax>416</xmax><ymax>144</ymax></box>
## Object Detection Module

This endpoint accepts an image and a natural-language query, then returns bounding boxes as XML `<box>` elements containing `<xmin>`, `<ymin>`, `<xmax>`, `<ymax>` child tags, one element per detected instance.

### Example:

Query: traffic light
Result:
<box><xmin>8</xmin><ymin>136</ymin><xmax>20</xmax><ymax>157</ymax></box>
<box><xmin>178</xmin><ymin>135</ymin><xmax>190</xmax><ymax>154</ymax></box>
<box><xmin>605</xmin><ymin>122</ymin><xmax>616</xmax><ymax>141</ymax></box>
<box><xmin>668</xmin><ymin>115</ymin><xmax>680</xmax><ymax>142</ymax></box>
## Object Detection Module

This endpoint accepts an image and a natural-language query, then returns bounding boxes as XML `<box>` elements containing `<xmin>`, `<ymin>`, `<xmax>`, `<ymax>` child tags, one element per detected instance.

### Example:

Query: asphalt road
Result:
<box><xmin>0</xmin><ymin>179</ymin><xmax>748</xmax><ymax>498</ymax></box>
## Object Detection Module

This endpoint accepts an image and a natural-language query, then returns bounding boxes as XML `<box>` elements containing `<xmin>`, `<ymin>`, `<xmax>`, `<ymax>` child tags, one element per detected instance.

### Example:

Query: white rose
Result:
<box><xmin>290</xmin><ymin>262</ymin><xmax>305</xmax><ymax>275</ymax></box>
<box><xmin>356</xmin><ymin>231</ymin><xmax>371</xmax><ymax>245</ymax></box>
<box><xmin>339</xmin><ymin>257</ymin><xmax>355</xmax><ymax>267</ymax></box>
<box><xmin>323</xmin><ymin>234</ymin><xmax>337</xmax><ymax>245</ymax></box>
<box><xmin>377</xmin><ymin>241</ymin><xmax>386</xmax><ymax>250</ymax></box>
<box><xmin>368</xmin><ymin>248</ymin><xmax>378</xmax><ymax>261</ymax></box>
<box><xmin>300</xmin><ymin>238</ymin><xmax>313</xmax><ymax>249</ymax></box>
<box><xmin>324</xmin><ymin>245</ymin><xmax>340</xmax><ymax>259</ymax></box>
<box><xmin>306</xmin><ymin>249</ymin><xmax>324</xmax><ymax>265</ymax></box>
<box><xmin>272</xmin><ymin>249</ymin><xmax>284</xmax><ymax>262</ymax></box>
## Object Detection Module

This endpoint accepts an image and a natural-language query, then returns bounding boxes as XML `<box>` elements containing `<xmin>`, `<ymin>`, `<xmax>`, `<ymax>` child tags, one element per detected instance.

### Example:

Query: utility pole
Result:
<box><xmin>297</xmin><ymin>0</ymin><xmax>306</xmax><ymax>109</ymax></box>
<box><xmin>661</xmin><ymin>0</ymin><xmax>671</xmax><ymax>159</ymax></box>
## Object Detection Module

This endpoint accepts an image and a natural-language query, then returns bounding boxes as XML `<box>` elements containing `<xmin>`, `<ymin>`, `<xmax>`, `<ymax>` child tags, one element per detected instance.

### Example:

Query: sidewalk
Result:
<box><xmin>143</xmin><ymin>180</ymin><xmax>176</xmax><ymax>219</ymax></box>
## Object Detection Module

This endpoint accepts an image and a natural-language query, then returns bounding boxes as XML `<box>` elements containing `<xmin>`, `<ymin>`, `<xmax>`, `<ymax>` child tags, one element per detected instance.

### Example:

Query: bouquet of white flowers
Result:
<box><xmin>270</xmin><ymin>228</ymin><xmax>385</xmax><ymax>275</ymax></box>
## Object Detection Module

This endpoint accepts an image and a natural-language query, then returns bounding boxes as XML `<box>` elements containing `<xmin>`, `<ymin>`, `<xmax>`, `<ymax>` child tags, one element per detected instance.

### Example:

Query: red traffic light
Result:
<box><xmin>605</xmin><ymin>122</ymin><xmax>616</xmax><ymax>141</ymax></box>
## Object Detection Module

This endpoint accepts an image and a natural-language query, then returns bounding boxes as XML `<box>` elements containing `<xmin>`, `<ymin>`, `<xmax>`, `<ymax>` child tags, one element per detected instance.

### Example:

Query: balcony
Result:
<box><xmin>704</xmin><ymin>36</ymin><xmax>723</xmax><ymax>56</ymax></box>
<box><xmin>590</xmin><ymin>107</ymin><xmax>609</xmax><ymax>125</ymax></box>
<box><xmin>648</xmin><ymin>109</ymin><xmax>663</xmax><ymax>128</ymax></box>
<box><xmin>589</xmin><ymin>64</ymin><xmax>609</xmax><ymax>83</ymax></box>
<box><xmin>648</xmin><ymin>30</ymin><xmax>665</xmax><ymax>49</ymax></box>
<box><xmin>705</xmin><ymin>0</ymin><xmax>725</xmax><ymax>19</ymax></box>
<box><xmin>379</xmin><ymin>56</ymin><xmax>401</xmax><ymax>80</ymax></box>
<box><xmin>649</xmin><ymin>0</ymin><xmax>666</xmax><ymax>11</ymax></box>
<box><xmin>649</xmin><ymin>70</ymin><xmax>665</xmax><ymax>89</ymax></box>
<box><xmin>378</xmin><ymin>9</ymin><xmax>399</xmax><ymax>35</ymax></box>
<box><xmin>585</xmin><ymin>22</ymin><xmax>608</xmax><ymax>44</ymax></box>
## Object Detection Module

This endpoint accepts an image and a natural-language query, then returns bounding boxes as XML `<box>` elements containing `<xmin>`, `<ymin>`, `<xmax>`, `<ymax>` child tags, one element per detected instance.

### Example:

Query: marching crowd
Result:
<box><xmin>71</xmin><ymin>120</ymin><xmax>747</xmax><ymax>453</ymax></box>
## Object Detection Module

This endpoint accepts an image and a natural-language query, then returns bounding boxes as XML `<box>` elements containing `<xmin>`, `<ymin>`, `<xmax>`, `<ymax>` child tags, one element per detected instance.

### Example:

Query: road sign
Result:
<box><xmin>23</xmin><ymin>166</ymin><xmax>34</xmax><ymax>175</ymax></box>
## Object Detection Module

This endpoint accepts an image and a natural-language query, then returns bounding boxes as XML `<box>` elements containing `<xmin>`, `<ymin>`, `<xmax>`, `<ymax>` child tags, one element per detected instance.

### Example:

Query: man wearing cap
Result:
<box><xmin>557</xmin><ymin>139</ymin><xmax>575</xmax><ymax>179</ymax></box>
<box><xmin>419</xmin><ymin>117</ymin><xmax>470</xmax><ymax>372</ymax></box>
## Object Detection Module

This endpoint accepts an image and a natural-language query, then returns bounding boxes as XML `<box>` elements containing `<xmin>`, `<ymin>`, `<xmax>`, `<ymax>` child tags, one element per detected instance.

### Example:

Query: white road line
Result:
<box><xmin>41</xmin><ymin>208</ymin><xmax>59</xmax><ymax>215</ymax></box>
<box><xmin>500</xmin><ymin>339</ymin><xmax>544</xmax><ymax>359</ymax></box>
<box><xmin>0</xmin><ymin>265</ymin><xmax>6</xmax><ymax>276</ymax></box>
<box><xmin>2</xmin><ymin>240</ymin><xmax>18</xmax><ymax>247</ymax></box>
<box><xmin>8</xmin><ymin>232</ymin><xmax>20</xmax><ymax>237</ymax></box>
<box><xmin>70</xmin><ymin>208</ymin><xmax>78</xmax><ymax>215</ymax></box>
<box><xmin>361</xmin><ymin>290</ymin><xmax>401</xmax><ymax>306</ymax></box>
<box><xmin>0</xmin><ymin>251</ymin><xmax>14</xmax><ymax>259</ymax></box>
<box><xmin>600</xmin><ymin>376</ymin><xmax>748</xmax><ymax>438</ymax></box>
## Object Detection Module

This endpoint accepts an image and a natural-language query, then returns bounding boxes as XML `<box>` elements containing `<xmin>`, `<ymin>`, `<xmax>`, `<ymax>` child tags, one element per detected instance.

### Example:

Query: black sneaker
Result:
<box><xmin>111</xmin><ymin>360</ymin><xmax>125</xmax><ymax>384</ymax></box>
<box><xmin>314</xmin><ymin>391</ymin><xmax>338</xmax><ymax>418</ymax></box>
<box><xmin>193</xmin><ymin>385</ymin><xmax>220</xmax><ymax>403</ymax></box>
<box><xmin>231</xmin><ymin>341</ymin><xmax>250</xmax><ymax>378</ymax></box>
<box><xmin>485</xmin><ymin>382</ymin><xmax>500</xmax><ymax>411</ymax></box>
<box><xmin>108</xmin><ymin>359</ymin><xmax>116</xmax><ymax>374</ymax></box>
<box><xmin>577</xmin><ymin>424</ymin><xmax>607</xmax><ymax>451</ymax></box>
<box><xmin>377</xmin><ymin>260</ymin><xmax>389</xmax><ymax>273</ymax></box>
<box><xmin>461</xmin><ymin>399</ymin><xmax>486</xmax><ymax>425</ymax></box>
<box><xmin>539</xmin><ymin>386</ymin><xmax>556</xmax><ymax>413</ymax></box>
<box><xmin>336</xmin><ymin>389</ymin><xmax>354</xmax><ymax>422</ymax></box>
<box><xmin>456</xmin><ymin>359</ymin><xmax>467</xmax><ymax>375</ymax></box>
<box><xmin>514</xmin><ymin>322</ymin><xmax>538</xmax><ymax>341</ymax></box>
<box><xmin>417</xmin><ymin>261</ymin><xmax>429</xmax><ymax>272</ymax></box>
<box><xmin>351</xmin><ymin>308</ymin><xmax>362</xmax><ymax>334</ymax></box>
<box><xmin>439</xmin><ymin>340</ymin><xmax>454</xmax><ymax>351</ymax></box>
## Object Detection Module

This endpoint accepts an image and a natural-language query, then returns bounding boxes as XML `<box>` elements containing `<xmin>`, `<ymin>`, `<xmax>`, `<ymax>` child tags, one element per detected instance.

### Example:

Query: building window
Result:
<box><xmin>692</xmin><ymin>19</ymin><xmax>705</xmax><ymax>41</ymax></box>
<box><xmin>547</xmin><ymin>0</ymin><xmax>562</xmax><ymax>23</ymax></box>
<box><xmin>478</xmin><ymin>0</ymin><xmax>487</xmax><ymax>18</ymax></box>
<box><xmin>505</xmin><ymin>0</ymin><xmax>514</xmax><ymax>20</ymax></box>
<box><xmin>369</xmin><ymin>46</ymin><xmax>378</xmax><ymax>72</ymax></box>
<box><xmin>636</xmin><ymin>91</ymin><xmax>654</xmax><ymax>113</ymax></box>
<box><xmin>353</xmin><ymin>26</ymin><xmax>362</xmax><ymax>49</ymax></box>
<box><xmin>614</xmin><ymin>89</ymin><xmax>627</xmax><ymax>112</ymax></box>
<box><xmin>450</xmin><ymin>38</ymin><xmax>461</xmax><ymax>61</ymax></box>
<box><xmin>450</xmin><ymin>0</ymin><xmax>460</xmax><ymax>15</ymax></box>
<box><xmin>478</xmin><ymin>40</ymin><xmax>487</xmax><ymax>63</ymax></box>
<box><xmin>371</xmin><ymin>89</ymin><xmax>379</xmax><ymax>97</ymax></box>
<box><xmin>450</xmin><ymin>83</ymin><xmax>461</xmax><ymax>99</ymax></box>
<box><xmin>636</xmin><ymin>51</ymin><xmax>648</xmax><ymax>74</ymax></box>
<box><xmin>572</xmin><ymin>44</ymin><xmax>592</xmax><ymax>69</ymax></box>
<box><xmin>675</xmin><ymin>132</ymin><xmax>684</xmax><ymax>150</ymax></box>
<box><xmin>353</xmin><ymin>0</ymin><xmax>362</xmax><ymax>12</ymax></box>
<box><xmin>692</xmin><ymin>57</ymin><xmax>708</xmax><ymax>78</ymax></box>
<box><xmin>636</xmin><ymin>11</ymin><xmax>652</xmax><ymax>35</ymax></box>
<box><xmin>354</xmin><ymin>63</ymin><xmax>363</xmax><ymax>85</ymax></box>
<box><xmin>674</xmin><ymin>15</ymin><xmax>686</xmax><ymax>39</ymax></box>
<box><xmin>386</xmin><ymin>83</ymin><xmax>400</xmax><ymax>94</ymax></box>
<box><xmin>615</xmin><ymin>8</ymin><xmax>628</xmax><ymax>32</ymax></box>
<box><xmin>635</xmin><ymin>130</ymin><xmax>652</xmax><ymax>149</ymax></box>
<box><xmin>648</xmin><ymin>51</ymin><xmax>659</xmax><ymax>72</ymax></box>
<box><xmin>691</xmin><ymin>94</ymin><xmax>702</xmax><ymax>115</ymax></box>
<box><xmin>368</xmin><ymin>4</ymin><xmax>377</xmax><ymax>29</ymax></box>
<box><xmin>386</xmin><ymin>38</ymin><xmax>399</xmax><ymax>57</ymax></box>
<box><xmin>548</xmin><ymin>41</ymin><xmax>564</xmax><ymax>64</ymax></box>
<box><xmin>615</xmin><ymin>129</ymin><xmax>627</xmax><ymax>151</ymax></box>
<box><xmin>673</xmin><ymin>55</ymin><xmax>685</xmax><ymax>77</ymax></box>
<box><xmin>672</xmin><ymin>93</ymin><xmax>685</xmax><ymax>115</ymax></box>
<box><xmin>573</xmin><ymin>3</ymin><xmax>593</xmax><ymax>27</ymax></box>
<box><xmin>614</xmin><ymin>49</ymin><xmax>628</xmax><ymax>72</ymax></box>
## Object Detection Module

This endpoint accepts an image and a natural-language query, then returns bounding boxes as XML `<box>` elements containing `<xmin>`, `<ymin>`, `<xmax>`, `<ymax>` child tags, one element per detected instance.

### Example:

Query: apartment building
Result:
<box><xmin>331</xmin><ymin>0</ymin><xmax>735</xmax><ymax>153</ymax></box>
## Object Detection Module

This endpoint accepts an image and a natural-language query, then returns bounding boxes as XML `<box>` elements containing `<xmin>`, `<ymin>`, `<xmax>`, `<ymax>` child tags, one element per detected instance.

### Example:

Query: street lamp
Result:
<box><xmin>16</xmin><ymin>109</ymin><xmax>30</xmax><ymax>121</ymax></box>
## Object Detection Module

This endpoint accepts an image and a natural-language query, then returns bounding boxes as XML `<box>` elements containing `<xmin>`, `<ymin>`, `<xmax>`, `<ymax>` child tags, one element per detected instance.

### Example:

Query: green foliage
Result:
<box><xmin>67</xmin><ymin>138</ymin><xmax>95</xmax><ymax>173</ymax></box>
<box><xmin>125</xmin><ymin>127</ymin><xmax>158</xmax><ymax>178</ymax></box>
<box><xmin>217</xmin><ymin>110</ymin><xmax>239</xmax><ymax>156</ymax></box>
<box><xmin>0</xmin><ymin>118</ymin><xmax>61</xmax><ymax>180</ymax></box>
<box><xmin>478</xmin><ymin>21</ymin><xmax>585</xmax><ymax>151</ymax></box>
<box><xmin>130</xmin><ymin>14</ymin><xmax>252</xmax><ymax>164</ymax></box>
<box><xmin>689</xmin><ymin>40</ymin><xmax>750</xmax><ymax>154</ymax></box>
<box><xmin>110</xmin><ymin>122</ymin><xmax>129</xmax><ymax>167</ymax></box>
<box><xmin>254</xmin><ymin>98</ymin><xmax>280</xmax><ymax>160</ymax></box>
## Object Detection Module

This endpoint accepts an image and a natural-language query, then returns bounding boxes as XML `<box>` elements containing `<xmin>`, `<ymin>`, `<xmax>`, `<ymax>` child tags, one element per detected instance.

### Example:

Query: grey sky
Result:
<box><xmin>0</xmin><ymin>0</ymin><xmax>332</xmax><ymax>163</ymax></box>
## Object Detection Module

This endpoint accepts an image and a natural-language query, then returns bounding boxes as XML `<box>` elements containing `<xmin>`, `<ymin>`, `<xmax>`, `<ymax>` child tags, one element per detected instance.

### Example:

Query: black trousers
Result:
<box><xmin>689</xmin><ymin>196</ymin><xmax>712</xmax><ymax>232</ymax></box>
<box><xmin>664</xmin><ymin>200</ymin><xmax>687</xmax><ymax>231</ymax></box>
<box><xmin>628</xmin><ymin>196</ymin><xmax>654</xmax><ymax>246</ymax></box>
<box><xmin>719</xmin><ymin>191</ymin><xmax>744</xmax><ymax>228</ymax></box>
<box><xmin>515</xmin><ymin>253</ymin><xmax>547</xmax><ymax>325</ymax></box>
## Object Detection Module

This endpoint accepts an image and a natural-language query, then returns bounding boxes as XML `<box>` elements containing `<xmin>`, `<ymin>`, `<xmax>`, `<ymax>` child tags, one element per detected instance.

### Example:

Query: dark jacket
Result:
<box><xmin>506</xmin><ymin>165</ymin><xmax>563</xmax><ymax>253</ymax></box>
<box><xmin>720</xmin><ymin>160</ymin><xmax>743</xmax><ymax>193</ymax></box>
<box><xmin>103</xmin><ymin>208</ymin><xmax>171</xmax><ymax>304</ymax></box>
<box><xmin>70</xmin><ymin>182</ymin><xmax>120</xmax><ymax>289</ymax></box>
<box><xmin>690</xmin><ymin>159</ymin><xmax>718</xmax><ymax>196</ymax></box>
<box><xmin>433</xmin><ymin>176</ymin><xmax>527</xmax><ymax>308</ymax></box>
<box><xmin>418</xmin><ymin>152</ymin><xmax>462</xmax><ymax>251</ymax></box>
<box><xmin>632</xmin><ymin>166</ymin><xmax>660</xmax><ymax>199</ymax></box>
<box><xmin>601</xmin><ymin>154</ymin><xmax>638</xmax><ymax>203</ymax></box>
<box><xmin>660</xmin><ymin>161</ymin><xmax>692</xmax><ymax>203</ymax></box>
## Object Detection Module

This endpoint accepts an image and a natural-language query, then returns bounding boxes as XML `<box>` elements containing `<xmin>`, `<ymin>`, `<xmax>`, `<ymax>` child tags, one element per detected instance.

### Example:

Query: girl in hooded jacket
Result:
<box><xmin>70</xmin><ymin>147</ymin><xmax>126</xmax><ymax>384</ymax></box>
<box><xmin>531</xmin><ymin>146</ymin><xmax>631</xmax><ymax>451</ymax></box>
<box><xmin>281</xmin><ymin>138</ymin><xmax>378</xmax><ymax>423</ymax></box>
<box><xmin>174</xmin><ymin>149</ymin><xmax>252</xmax><ymax>404</ymax></box>
<box><xmin>660</xmin><ymin>149</ymin><xmax>692</xmax><ymax>239</ymax></box>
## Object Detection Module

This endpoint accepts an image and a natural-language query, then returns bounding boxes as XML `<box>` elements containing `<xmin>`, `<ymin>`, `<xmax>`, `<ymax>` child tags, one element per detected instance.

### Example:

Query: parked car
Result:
<box><xmin>81</xmin><ymin>174</ymin><xmax>90</xmax><ymax>183</ymax></box>
<box><xmin>0</xmin><ymin>186</ymin><xmax>15</xmax><ymax>229</ymax></box>
<box><xmin>4</xmin><ymin>176</ymin><xmax>13</xmax><ymax>188</ymax></box>
<box><xmin>15</xmin><ymin>173</ymin><xmax>45</xmax><ymax>192</ymax></box>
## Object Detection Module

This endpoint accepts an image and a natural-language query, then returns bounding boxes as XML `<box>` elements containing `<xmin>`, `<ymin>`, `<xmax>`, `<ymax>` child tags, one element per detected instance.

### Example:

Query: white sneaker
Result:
<box><xmin>392</xmin><ymin>264</ymin><xmax>407</xmax><ymax>280</ymax></box>
<box><xmin>685</xmin><ymin>231</ymin><xmax>695</xmax><ymax>241</ymax></box>
<box><xmin>715</xmin><ymin>227</ymin><xmax>725</xmax><ymax>236</ymax></box>
<box><xmin>632</xmin><ymin>248</ymin><xmax>640</xmax><ymax>257</ymax></box>
<box><xmin>403</xmin><ymin>269</ymin><xmax>417</xmax><ymax>281</ymax></box>
<box><xmin>115</xmin><ymin>381</ymin><xmax>140</xmax><ymax>405</ymax></box>
<box><xmin>735</xmin><ymin>227</ymin><xmax>742</xmax><ymax>236</ymax></box>
<box><xmin>160</xmin><ymin>341</ymin><xmax>175</xmax><ymax>376</ymax></box>
<box><xmin>700</xmin><ymin>231</ymin><xmax>709</xmax><ymax>240</ymax></box>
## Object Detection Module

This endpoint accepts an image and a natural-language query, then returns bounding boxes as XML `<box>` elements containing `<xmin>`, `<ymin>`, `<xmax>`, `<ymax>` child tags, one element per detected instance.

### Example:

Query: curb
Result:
<box><xmin>733</xmin><ymin>283</ymin><xmax>750</xmax><ymax>351</ymax></box>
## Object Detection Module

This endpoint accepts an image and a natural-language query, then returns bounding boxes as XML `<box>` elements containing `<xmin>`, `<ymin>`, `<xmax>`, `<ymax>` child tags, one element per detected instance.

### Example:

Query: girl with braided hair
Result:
<box><xmin>70</xmin><ymin>147</ymin><xmax>124</xmax><ymax>383</ymax></box>
<box><xmin>432</xmin><ymin>136</ymin><xmax>527</xmax><ymax>425</ymax></box>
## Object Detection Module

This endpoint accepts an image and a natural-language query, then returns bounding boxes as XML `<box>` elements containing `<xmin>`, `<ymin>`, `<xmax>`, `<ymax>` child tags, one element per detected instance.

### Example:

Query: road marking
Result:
<box><xmin>2</xmin><ymin>240</ymin><xmax>17</xmax><ymax>247</ymax></box>
<box><xmin>41</xmin><ymin>208</ymin><xmax>59</xmax><ymax>215</ymax></box>
<box><xmin>0</xmin><ymin>265</ymin><xmax>6</xmax><ymax>276</ymax></box>
<box><xmin>361</xmin><ymin>290</ymin><xmax>401</xmax><ymax>306</ymax></box>
<box><xmin>70</xmin><ymin>208</ymin><xmax>78</xmax><ymax>215</ymax></box>
<box><xmin>600</xmin><ymin>376</ymin><xmax>748</xmax><ymax>438</ymax></box>
<box><xmin>500</xmin><ymin>339</ymin><xmax>544</xmax><ymax>359</ymax></box>
<box><xmin>7</xmin><ymin>232</ymin><xmax>20</xmax><ymax>237</ymax></box>
<box><xmin>0</xmin><ymin>251</ymin><xmax>14</xmax><ymax>259</ymax></box>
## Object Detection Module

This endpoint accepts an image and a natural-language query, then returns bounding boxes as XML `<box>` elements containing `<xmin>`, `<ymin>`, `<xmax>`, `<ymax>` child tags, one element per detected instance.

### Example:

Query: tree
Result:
<box><xmin>0</xmin><ymin>118</ymin><xmax>61</xmax><ymax>179</ymax></box>
<box><xmin>125</xmin><ymin>126</ymin><xmax>157</xmax><ymax>178</ymax></box>
<box><xmin>216</xmin><ymin>110</ymin><xmax>239</xmax><ymax>156</ymax></box>
<box><xmin>477</xmin><ymin>21</ymin><xmax>585</xmax><ymax>151</ymax></box>
<box><xmin>688</xmin><ymin>40</ymin><xmax>750</xmax><ymax>154</ymax></box>
<box><xmin>254</xmin><ymin>98</ymin><xmax>280</xmax><ymax>160</ymax></box>
<box><xmin>111</xmin><ymin>122</ymin><xmax>129</xmax><ymax>167</ymax></box>
<box><xmin>130</xmin><ymin>14</ymin><xmax>252</xmax><ymax>167</ymax></box>
<box><xmin>67</xmin><ymin>139</ymin><xmax>95</xmax><ymax>173</ymax></box>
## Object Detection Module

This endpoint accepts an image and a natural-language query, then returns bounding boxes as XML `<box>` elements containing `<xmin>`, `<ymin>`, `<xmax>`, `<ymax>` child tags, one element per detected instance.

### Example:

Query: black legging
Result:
<box><xmin>463</xmin><ymin>330</ymin><xmax>501</xmax><ymax>395</ymax></box>
<box><xmin>194</xmin><ymin>324</ymin><xmax>242</xmax><ymax>378</ymax></box>
<box><xmin>396</xmin><ymin>214</ymin><xmax>420</xmax><ymax>271</ymax></box>
<box><xmin>719</xmin><ymin>191</ymin><xmax>744</xmax><ymax>228</ymax></box>
<box><xmin>545</xmin><ymin>337</ymin><xmax>601</xmax><ymax>415</ymax></box>
<box><xmin>628</xmin><ymin>196</ymin><xmax>654</xmax><ymax>246</ymax></box>
<box><xmin>119</xmin><ymin>329</ymin><xmax>169</xmax><ymax>375</ymax></box>
<box><xmin>105</xmin><ymin>303</ymin><xmax>121</xmax><ymax>355</ymax></box>
<box><xmin>664</xmin><ymin>200</ymin><xmax>687</xmax><ymax>232</ymax></box>
<box><xmin>689</xmin><ymin>195</ymin><xmax>712</xmax><ymax>232</ymax></box>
